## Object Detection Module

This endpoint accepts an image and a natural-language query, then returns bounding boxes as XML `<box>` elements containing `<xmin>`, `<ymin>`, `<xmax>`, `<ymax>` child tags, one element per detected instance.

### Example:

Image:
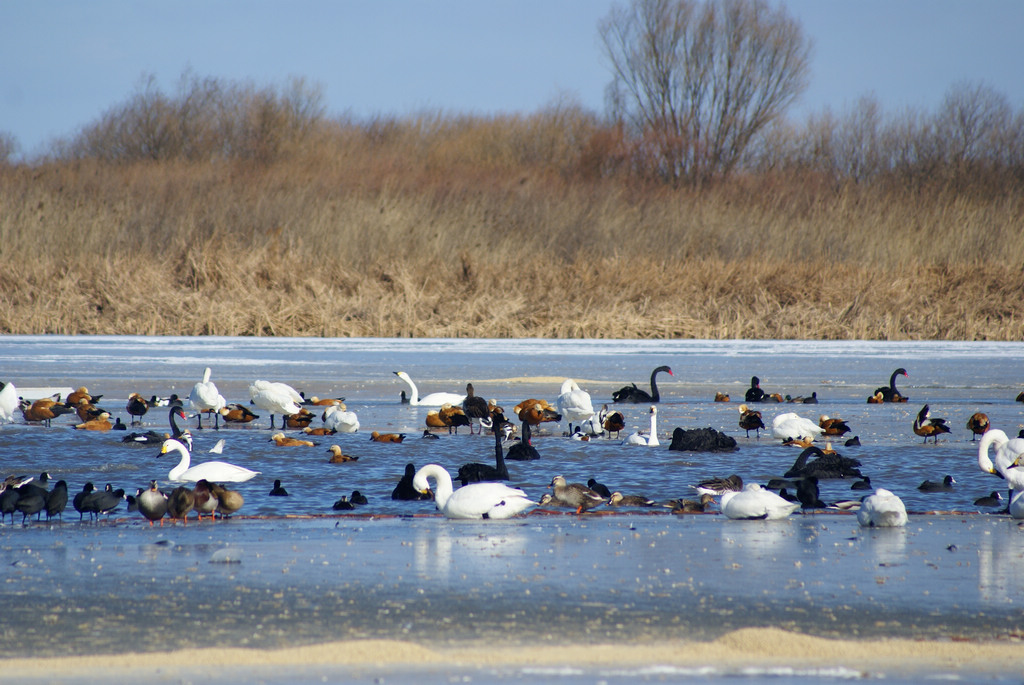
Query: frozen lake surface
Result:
<box><xmin>1</xmin><ymin>336</ymin><xmax>1023</xmax><ymax>681</ymax></box>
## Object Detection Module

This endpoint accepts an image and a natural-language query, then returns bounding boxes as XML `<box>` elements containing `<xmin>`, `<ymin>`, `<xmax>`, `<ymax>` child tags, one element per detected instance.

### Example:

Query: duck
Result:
<box><xmin>857</xmin><ymin>488</ymin><xmax>908</xmax><ymax>527</ymax></box>
<box><xmin>370</xmin><ymin>430</ymin><xmax>406</xmax><ymax>443</ymax></box>
<box><xmin>392</xmin><ymin>371</ymin><xmax>465</xmax><ymax>407</ymax></box>
<box><xmin>744</xmin><ymin>376</ymin><xmax>766</xmax><ymax>403</ymax></box>
<box><xmin>668</xmin><ymin>494</ymin><xmax>716</xmax><ymax>513</ymax></box>
<box><xmin>73</xmin><ymin>411</ymin><xmax>112</xmax><ymax>431</ymax></box>
<box><xmin>283</xmin><ymin>409</ymin><xmax>317</xmax><ymax>429</ymax></box>
<box><xmin>548</xmin><ymin>475</ymin><xmax>605</xmax><ymax>513</ymax></box>
<box><xmin>514</xmin><ymin>399</ymin><xmax>562</xmax><ymax>428</ymax></box>
<box><xmin>851</xmin><ymin>476</ymin><xmax>872</xmax><ymax>491</ymax></box>
<box><xmin>587</xmin><ymin>478</ymin><xmax>612</xmax><ymax>499</ymax></box>
<box><xmin>301</xmin><ymin>394</ymin><xmax>346</xmax><ymax>407</ymax></box>
<box><xmin>322</xmin><ymin>404</ymin><xmax>360</xmax><ymax>433</ymax></box>
<box><xmin>392</xmin><ymin>463</ymin><xmax>431</xmax><ymax>501</ymax></box>
<box><xmin>303</xmin><ymin>426</ymin><xmax>337</xmax><ymax>436</ymax></box>
<box><xmin>137</xmin><ymin>480</ymin><xmax>168</xmax><ymax>526</ymax></box>
<box><xmin>269</xmin><ymin>479</ymin><xmax>290</xmax><ymax>496</ymax></box>
<box><xmin>612</xmin><ymin>365</ymin><xmax>673</xmax><ymax>403</ymax></box>
<box><xmin>269</xmin><ymin>432</ymin><xmax>316</xmax><ymax>447</ymax></box>
<box><xmin>737</xmin><ymin>404</ymin><xmax>765</xmax><ymax>437</ymax></box>
<box><xmin>872</xmin><ymin>367</ymin><xmax>909</xmax><ymax>403</ymax></box>
<box><xmin>720</xmin><ymin>484</ymin><xmax>800</xmax><ymax>520</ymax></box>
<box><xmin>421</xmin><ymin>429</ymin><xmax>440</xmax><ymax>440</ymax></box>
<box><xmin>601</xmin><ymin>406</ymin><xmax>626</xmax><ymax>439</ymax></box>
<box><xmin>326</xmin><ymin>445</ymin><xmax>359</xmax><ymax>463</ymax></box>
<box><xmin>866</xmin><ymin>391</ymin><xmax>885</xmax><ymax>404</ymax></box>
<box><xmin>332</xmin><ymin>496</ymin><xmax>354</xmax><ymax>511</ymax></box>
<box><xmin>219</xmin><ymin>403</ymin><xmax>259</xmax><ymax>424</ymax></box>
<box><xmin>192</xmin><ymin>479</ymin><xmax>219</xmax><ymax>520</ymax></box>
<box><xmin>918</xmin><ymin>475</ymin><xmax>956</xmax><ymax>492</ymax></box>
<box><xmin>714</xmin><ymin>392</ymin><xmax>730</xmax><ymax>402</ymax></box>
<box><xmin>965</xmin><ymin>412</ymin><xmax>990</xmax><ymax>441</ymax></box>
<box><xmin>623</xmin><ymin>406</ymin><xmax>659</xmax><ymax>446</ymax></box>
<box><xmin>912</xmin><ymin>405</ymin><xmax>951</xmax><ymax>443</ymax></box>
<box><xmin>608</xmin><ymin>492</ymin><xmax>655</xmax><ymax>507</ymax></box>
<box><xmin>208</xmin><ymin>482</ymin><xmax>244</xmax><ymax>517</ymax></box>
<box><xmin>249</xmin><ymin>379</ymin><xmax>303</xmax><ymax>429</ymax></box>
<box><xmin>159</xmin><ymin>438</ymin><xmax>261</xmax><ymax>482</ymax></box>
<box><xmin>125</xmin><ymin>393</ymin><xmax>149</xmax><ymax>426</ymax></box>
<box><xmin>20</xmin><ymin>396</ymin><xmax>75</xmax><ymax>426</ymax></box>
<box><xmin>457</xmin><ymin>423</ymin><xmax>510</xmax><ymax>486</ymax></box>
<box><xmin>437</xmin><ymin>403</ymin><xmax>472</xmax><ymax>434</ymax></box>
<box><xmin>350</xmin><ymin>490</ymin><xmax>368</xmax><ymax>505</ymax></box>
<box><xmin>557</xmin><ymin>378</ymin><xmax>595</xmax><ymax>434</ymax></box>
<box><xmin>693</xmin><ymin>474</ymin><xmax>743</xmax><ymax>496</ymax></box>
<box><xmin>784</xmin><ymin>445</ymin><xmax>863</xmax><ymax>479</ymax></box>
<box><xmin>974</xmin><ymin>491</ymin><xmax>1003</xmax><ymax>508</ymax></box>
<box><xmin>771</xmin><ymin>412</ymin><xmax>824</xmax><ymax>443</ymax></box>
<box><xmin>413</xmin><ymin>464</ymin><xmax>535</xmax><ymax>519</ymax></box>
<box><xmin>166</xmin><ymin>485</ymin><xmax>195</xmax><ymax>522</ymax></box>
<box><xmin>461</xmin><ymin>383</ymin><xmax>491</xmax><ymax>434</ymax></box>
<box><xmin>189</xmin><ymin>368</ymin><xmax>226</xmax><ymax>429</ymax></box>
<box><xmin>818</xmin><ymin>415</ymin><xmax>851</xmax><ymax>436</ymax></box>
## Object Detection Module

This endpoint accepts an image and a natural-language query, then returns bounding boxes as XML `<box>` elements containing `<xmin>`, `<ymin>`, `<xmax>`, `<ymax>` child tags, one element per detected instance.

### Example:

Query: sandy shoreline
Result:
<box><xmin>3</xmin><ymin>629</ymin><xmax>1022</xmax><ymax>681</ymax></box>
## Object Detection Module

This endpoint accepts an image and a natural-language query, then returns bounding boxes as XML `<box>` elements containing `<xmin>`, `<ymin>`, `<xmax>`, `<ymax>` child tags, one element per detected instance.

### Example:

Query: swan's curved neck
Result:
<box><xmin>399</xmin><ymin>376</ymin><xmax>420</xmax><ymax>405</ymax></box>
<box><xmin>169</xmin><ymin>408</ymin><xmax>182</xmax><ymax>437</ymax></box>
<box><xmin>889</xmin><ymin>371</ymin><xmax>901</xmax><ymax>391</ymax></box>
<box><xmin>649</xmin><ymin>370</ymin><xmax>662</xmax><ymax>402</ymax></box>
<box><xmin>425</xmin><ymin>466</ymin><xmax>453</xmax><ymax>508</ymax></box>
<box><xmin>167</xmin><ymin>442</ymin><xmax>191</xmax><ymax>480</ymax></box>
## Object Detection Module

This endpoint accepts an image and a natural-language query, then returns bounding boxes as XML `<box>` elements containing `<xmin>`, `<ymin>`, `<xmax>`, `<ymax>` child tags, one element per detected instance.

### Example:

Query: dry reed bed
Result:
<box><xmin>0</xmin><ymin>161</ymin><xmax>1021</xmax><ymax>339</ymax></box>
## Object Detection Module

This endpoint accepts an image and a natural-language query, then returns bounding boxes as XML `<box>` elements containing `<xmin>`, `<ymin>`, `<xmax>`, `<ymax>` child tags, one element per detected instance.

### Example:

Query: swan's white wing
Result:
<box><xmin>444</xmin><ymin>483</ymin><xmax>534</xmax><ymax>519</ymax></box>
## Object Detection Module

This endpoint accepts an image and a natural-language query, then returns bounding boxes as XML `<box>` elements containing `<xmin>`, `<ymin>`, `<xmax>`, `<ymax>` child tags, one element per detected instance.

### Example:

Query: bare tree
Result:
<box><xmin>600</xmin><ymin>0</ymin><xmax>811</xmax><ymax>185</ymax></box>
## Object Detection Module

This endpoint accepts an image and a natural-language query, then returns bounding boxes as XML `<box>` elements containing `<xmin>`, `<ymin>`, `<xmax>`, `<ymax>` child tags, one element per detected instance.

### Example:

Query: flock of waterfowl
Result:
<box><xmin>1</xmin><ymin>364</ymin><xmax>1023</xmax><ymax>527</ymax></box>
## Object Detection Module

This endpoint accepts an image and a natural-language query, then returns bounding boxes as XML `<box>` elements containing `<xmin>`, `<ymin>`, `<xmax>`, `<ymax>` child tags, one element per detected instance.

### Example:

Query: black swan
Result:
<box><xmin>784</xmin><ymin>446</ymin><xmax>863</xmax><ymax>479</ymax></box>
<box><xmin>612</xmin><ymin>366</ymin><xmax>673</xmax><ymax>403</ymax></box>
<box><xmin>871</xmin><ymin>368</ymin><xmax>908</xmax><ymax>403</ymax></box>
<box><xmin>391</xmin><ymin>463</ymin><xmax>432</xmax><ymax>501</ymax></box>
<box><xmin>744</xmin><ymin>376</ymin><xmax>766</xmax><ymax>403</ymax></box>
<box><xmin>506</xmin><ymin>421</ymin><xmax>540</xmax><ymax>461</ymax></box>
<box><xmin>457</xmin><ymin>423</ymin><xmax>511</xmax><ymax>485</ymax></box>
<box><xmin>669</xmin><ymin>426</ymin><xmax>737</xmax><ymax>452</ymax></box>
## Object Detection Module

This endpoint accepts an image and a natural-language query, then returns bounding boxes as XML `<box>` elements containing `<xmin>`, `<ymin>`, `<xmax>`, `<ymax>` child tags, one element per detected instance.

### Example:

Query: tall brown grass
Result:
<box><xmin>1</xmin><ymin>101</ymin><xmax>1022</xmax><ymax>340</ymax></box>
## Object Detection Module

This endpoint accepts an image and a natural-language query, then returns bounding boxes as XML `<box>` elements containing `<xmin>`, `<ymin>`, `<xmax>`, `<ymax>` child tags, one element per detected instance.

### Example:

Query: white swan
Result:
<box><xmin>322</xmin><ymin>403</ymin><xmax>360</xmax><ymax>433</ymax></box>
<box><xmin>624</xmin><ymin>406</ymin><xmax>659</xmax><ymax>446</ymax></box>
<box><xmin>720</xmin><ymin>483</ymin><xmax>799</xmax><ymax>520</ymax></box>
<box><xmin>249</xmin><ymin>379</ymin><xmax>303</xmax><ymax>429</ymax></box>
<box><xmin>771</xmin><ymin>412</ymin><xmax>824</xmax><ymax>442</ymax></box>
<box><xmin>159</xmin><ymin>438</ymin><xmax>261</xmax><ymax>483</ymax></box>
<box><xmin>0</xmin><ymin>382</ymin><xmax>17</xmax><ymax>423</ymax></box>
<box><xmin>977</xmin><ymin>428</ymin><xmax>1024</xmax><ymax>490</ymax></box>
<box><xmin>392</xmin><ymin>371</ymin><xmax>465</xmax><ymax>407</ymax></box>
<box><xmin>557</xmin><ymin>378</ymin><xmax>594</xmax><ymax>432</ymax></box>
<box><xmin>412</xmin><ymin>464</ymin><xmax>535</xmax><ymax>519</ymax></box>
<box><xmin>189</xmin><ymin>367</ymin><xmax>226</xmax><ymax>428</ymax></box>
<box><xmin>857</xmin><ymin>488</ymin><xmax>908</xmax><ymax>527</ymax></box>
<box><xmin>1009</xmin><ymin>490</ymin><xmax>1024</xmax><ymax>519</ymax></box>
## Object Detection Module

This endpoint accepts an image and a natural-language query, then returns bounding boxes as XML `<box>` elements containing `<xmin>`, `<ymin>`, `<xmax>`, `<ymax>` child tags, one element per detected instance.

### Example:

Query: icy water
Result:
<box><xmin>1</xmin><ymin>336</ymin><xmax>1024</xmax><ymax>682</ymax></box>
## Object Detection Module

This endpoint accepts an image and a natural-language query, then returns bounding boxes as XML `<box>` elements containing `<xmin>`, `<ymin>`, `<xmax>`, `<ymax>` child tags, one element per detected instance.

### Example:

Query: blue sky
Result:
<box><xmin>3</xmin><ymin>1</ymin><xmax>1023</xmax><ymax>158</ymax></box>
